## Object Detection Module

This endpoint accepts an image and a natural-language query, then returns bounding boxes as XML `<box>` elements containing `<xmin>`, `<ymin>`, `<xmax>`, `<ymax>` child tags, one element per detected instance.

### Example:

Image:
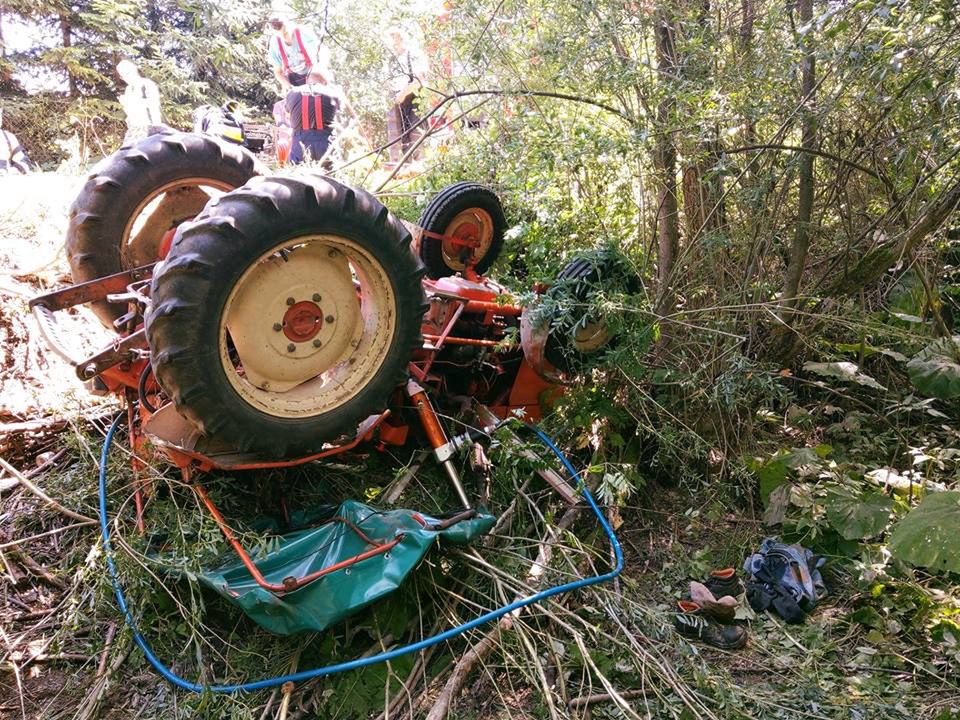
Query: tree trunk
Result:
<box><xmin>826</xmin><ymin>177</ymin><xmax>960</xmax><ymax>297</ymax></box>
<box><xmin>739</xmin><ymin>0</ymin><xmax>758</xmax><ymax>178</ymax></box>
<box><xmin>683</xmin><ymin>140</ymin><xmax>726</xmax><ymax>243</ymax></box>
<box><xmin>778</xmin><ymin>0</ymin><xmax>816</xmax><ymax>320</ymax></box>
<box><xmin>681</xmin><ymin>0</ymin><xmax>725</xmax><ymax>248</ymax></box>
<box><xmin>739</xmin><ymin>0</ymin><xmax>755</xmax><ymax>52</ymax></box>
<box><xmin>654</xmin><ymin>9</ymin><xmax>681</xmax><ymax>314</ymax></box>
<box><xmin>59</xmin><ymin>13</ymin><xmax>76</xmax><ymax>97</ymax></box>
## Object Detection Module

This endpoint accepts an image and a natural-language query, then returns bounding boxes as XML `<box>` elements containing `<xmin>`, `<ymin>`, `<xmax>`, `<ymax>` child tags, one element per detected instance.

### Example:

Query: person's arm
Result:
<box><xmin>394</xmin><ymin>48</ymin><xmax>429</xmax><ymax>104</ymax></box>
<box><xmin>394</xmin><ymin>77</ymin><xmax>423</xmax><ymax>104</ymax></box>
<box><xmin>145</xmin><ymin>80</ymin><xmax>162</xmax><ymax>124</ymax></box>
<box><xmin>285</xmin><ymin>91</ymin><xmax>302</xmax><ymax>131</ymax></box>
<box><xmin>5</xmin><ymin>132</ymin><xmax>31</xmax><ymax>173</ymax></box>
<box><xmin>268</xmin><ymin>42</ymin><xmax>291</xmax><ymax>93</ymax></box>
<box><xmin>275</xmin><ymin>65</ymin><xmax>291</xmax><ymax>92</ymax></box>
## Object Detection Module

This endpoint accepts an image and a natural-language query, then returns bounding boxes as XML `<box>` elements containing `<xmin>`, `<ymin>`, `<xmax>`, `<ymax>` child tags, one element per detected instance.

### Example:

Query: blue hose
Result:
<box><xmin>99</xmin><ymin>415</ymin><xmax>623</xmax><ymax>693</ymax></box>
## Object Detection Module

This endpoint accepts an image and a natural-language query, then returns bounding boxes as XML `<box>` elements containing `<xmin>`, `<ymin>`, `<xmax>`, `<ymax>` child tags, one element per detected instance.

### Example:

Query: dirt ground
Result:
<box><xmin>0</xmin><ymin>171</ymin><xmax>115</xmax><ymax>425</ymax></box>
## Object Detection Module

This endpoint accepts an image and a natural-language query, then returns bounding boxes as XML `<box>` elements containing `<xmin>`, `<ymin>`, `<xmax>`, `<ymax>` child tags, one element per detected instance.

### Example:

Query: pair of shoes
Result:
<box><xmin>673</xmin><ymin>568</ymin><xmax>748</xmax><ymax>650</ymax></box>
<box><xmin>674</xmin><ymin>600</ymin><xmax>748</xmax><ymax>650</ymax></box>
<box><xmin>689</xmin><ymin>581</ymin><xmax>737</xmax><ymax>622</ymax></box>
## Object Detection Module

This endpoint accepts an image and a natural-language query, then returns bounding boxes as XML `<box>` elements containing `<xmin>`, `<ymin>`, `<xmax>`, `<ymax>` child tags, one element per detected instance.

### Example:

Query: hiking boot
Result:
<box><xmin>689</xmin><ymin>581</ymin><xmax>738</xmax><ymax>623</ymax></box>
<box><xmin>674</xmin><ymin>601</ymin><xmax>748</xmax><ymax>650</ymax></box>
<box><xmin>703</xmin><ymin>567</ymin><xmax>744</xmax><ymax>599</ymax></box>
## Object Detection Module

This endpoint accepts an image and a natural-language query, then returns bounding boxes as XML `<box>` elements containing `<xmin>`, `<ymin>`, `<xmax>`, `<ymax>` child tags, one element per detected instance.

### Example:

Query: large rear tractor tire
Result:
<box><xmin>417</xmin><ymin>182</ymin><xmax>506</xmax><ymax>279</ymax></box>
<box><xmin>67</xmin><ymin>132</ymin><xmax>260</xmax><ymax>328</ymax></box>
<box><xmin>145</xmin><ymin>176</ymin><xmax>427</xmax><ymax>457</ymax></box>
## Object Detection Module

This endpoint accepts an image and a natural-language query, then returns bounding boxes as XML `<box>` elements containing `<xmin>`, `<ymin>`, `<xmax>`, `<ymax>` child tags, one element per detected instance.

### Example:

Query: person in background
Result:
<box><xmin>116</xmin><ymin>60</ymin><xmax>162</xmax><ymax>144</ymax></box>
<box><xmin>0</xmin><ymin>107</ymin><xmax>31</xmax><ymax>174</ymax></box>
<box><xmin>384</xmin><ymin>27</ymin><xmax>429</xmax><ymax>161</ymax></box>
<box><xmin>285</xmin><ymin>78</ymin><xmax>342</xmax><ymax>165</ymax></box>
<box><xmin>266</xmin><ymin>14</ymin><xmax>330</xmax><ymax>93</ymax></box>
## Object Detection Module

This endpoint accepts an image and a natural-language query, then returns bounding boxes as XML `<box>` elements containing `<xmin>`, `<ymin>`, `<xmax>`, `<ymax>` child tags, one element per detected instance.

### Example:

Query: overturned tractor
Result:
<box><xmin>29</xmin><ymin>132</ymin><xmax>627</xmax><ymax>687</ymax></box>
<box><xmin>36</xmin><ymin>132</ymin><xmax>627</xmax><ymax>478</ymax></box>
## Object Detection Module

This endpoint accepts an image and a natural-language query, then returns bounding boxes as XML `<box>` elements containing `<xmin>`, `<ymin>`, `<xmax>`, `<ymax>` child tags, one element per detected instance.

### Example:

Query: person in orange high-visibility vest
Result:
<box><xmin>266</xmin><ymin>14</ymin><xmax>330</xmax><ymax>93</ymax></box>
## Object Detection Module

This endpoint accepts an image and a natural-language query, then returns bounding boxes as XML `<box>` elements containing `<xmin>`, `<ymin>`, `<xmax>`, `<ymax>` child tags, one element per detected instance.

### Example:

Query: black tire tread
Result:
<box><xmin>417</xmin><ymin>182</ymin><xmax>506</xmax><ymax>279</ymax></box>
<box><xmin>66</xmin><ymin>131</ymin><xmax>260</xmax><ymax>328</ymax></box>
<box><xmin>543</xmin><ymin>252</ymin><xmax>637</xmax><ymax>372</ymax></box>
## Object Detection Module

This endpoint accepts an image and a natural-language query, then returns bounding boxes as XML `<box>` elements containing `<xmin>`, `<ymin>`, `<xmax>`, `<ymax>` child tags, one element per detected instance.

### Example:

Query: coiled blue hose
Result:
<box><xmin>99</xmin><ymin>414</ymin><xmax>623</xmax><ymax>693</ymax></box>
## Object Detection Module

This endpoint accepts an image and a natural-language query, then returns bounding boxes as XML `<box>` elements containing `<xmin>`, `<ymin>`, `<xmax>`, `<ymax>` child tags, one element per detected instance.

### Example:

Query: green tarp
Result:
<box><xmin>193</xmin><ymin>501</ymin><xmax>496</xmax><ymax>635</ymax></box>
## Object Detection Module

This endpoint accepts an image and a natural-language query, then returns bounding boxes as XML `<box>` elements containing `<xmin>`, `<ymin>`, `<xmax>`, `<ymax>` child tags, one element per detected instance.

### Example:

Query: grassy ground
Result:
<box><xmin>1</xmin><ymin>170</ymin><xmax>959</xmax><ymax>720</ymax></box>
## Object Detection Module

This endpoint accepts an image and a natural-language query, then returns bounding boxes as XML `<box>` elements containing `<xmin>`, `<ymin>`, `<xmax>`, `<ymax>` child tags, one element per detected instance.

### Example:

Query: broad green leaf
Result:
<box><xmin>803</xmin><ymin>361</ymin><xmax>887</xmax><ymax>390</ymax></box>
<box><xmin>889</xmin><ymin>492</ymin><xmax>960</xmax><ymax>575</ymax></box>
<box><xmin>763</xmin><ymin>484</ymin><xmax>791</xmax><ymax>525</ymax></box>
<box><xmin>756</xmin><ymin>456</ymin><xmax>788</xmax><ymax>506</ymax></box>
<box><xmin>906</xmin><ymin>336</ymin><xmax>960</xmax><ymax>400</ymax></box>
<box><xmin>825</xmin><ymin>488</ymin><xmax>893</xmax><ymax>540</ymax></box>
<box><xmin>752</xmin><ymin>448</ymin><xmax>825</xmax><ymax>506</ymax></box>
<box><xmin>834</xmin><ymin>342</ymin><xmax>907</xmax><ymax>362</ymax></box>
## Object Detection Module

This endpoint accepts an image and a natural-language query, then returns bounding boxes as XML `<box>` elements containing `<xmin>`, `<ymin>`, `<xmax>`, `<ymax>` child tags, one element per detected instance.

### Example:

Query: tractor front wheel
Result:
<box><xmin>542</xmin><ymin>252</ymin><xmax>638</xmax><ymax>373</ymax></box>
<box><xmin>145</xmin><ymin>176</ymin><xmax>426</xmax><ymax>457</ymax></box>
<box><xmin>417</xmin><ymin>182</ymin><xmax>506</xmax><ymax>279</ymax></box>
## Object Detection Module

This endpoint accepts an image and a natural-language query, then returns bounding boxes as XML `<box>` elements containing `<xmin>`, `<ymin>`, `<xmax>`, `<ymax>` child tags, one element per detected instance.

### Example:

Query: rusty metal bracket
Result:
<box><xmin>31</xmin><ymin>303</ymin><xmax>85</xmax><ymax>366</ymax></box>
<box><xmin>29</xmin><ymin>263</ymin><xmax>156</xmax><ymax>312</ymax></box>
<box><xmin>474</xmin><ymin>404</ymin><xmax>579</xmax><ymax>506</ymax></box>
<box><xmin>75</xmin><ymin>329</ymin><xmax>149</xmax><ymax>381</ymax></box>
<box><xmin>420</xmin><ymin>228</ymin><xmax>481</xmax><ymax>249</ymax></box>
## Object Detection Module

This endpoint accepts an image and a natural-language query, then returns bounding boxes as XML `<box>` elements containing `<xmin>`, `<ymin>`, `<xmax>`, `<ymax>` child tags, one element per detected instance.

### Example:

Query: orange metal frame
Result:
<box><xmin>192</xmin><ymin>480</ymin><xmax>402</xmax><ymax>595</ymax></box>
<box><xmin>159</xmin><ymin>412</ymin><xmax>392</xmax><ymax>472</ymax></box>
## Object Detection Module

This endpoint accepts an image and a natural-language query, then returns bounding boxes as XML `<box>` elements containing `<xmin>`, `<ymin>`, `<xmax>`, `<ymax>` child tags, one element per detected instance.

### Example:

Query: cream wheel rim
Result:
<box><xmin>571</xmin><ymin>317</ymin><xmax>611</xmax><ymax>353</ymax></box>
<box><xmin>219</xmin><ymin>234</ymin><xmax>397</xmax><ymax>418</ymax></box>
<box><xmin>122</xmin><ymin>177</ymin><xmax>234</xmax><ymax>267</ymax></box>
<box><xmin>441</xmin><ymin>207</ymin><xmax>494</xmax><ymax>270</ymax></box>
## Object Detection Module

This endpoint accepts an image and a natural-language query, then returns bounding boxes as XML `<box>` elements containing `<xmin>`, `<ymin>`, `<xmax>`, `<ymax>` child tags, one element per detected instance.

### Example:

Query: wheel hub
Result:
<box><xmin>443</xmin><ymin>208</ymin><xmax>493</xmax><ymax>269</ymax></box>
<box><xmin>282</xmin><ymin>301</ymin><xmax>324</xmax><ymax>343</ymax></box>
<box><xmin>571</xmin><ymin>317</ymin><xmax>611</xmax><ymax>353</ymax></box>
<box><xmin>452</xmin><ymin>221</ymin><xmax>479</xmax><ymax>246</ymax></box>
<box><xmin>224</xmin><ymin>241</ymin><xmax>362</xmax><ymax>393</ymax></box>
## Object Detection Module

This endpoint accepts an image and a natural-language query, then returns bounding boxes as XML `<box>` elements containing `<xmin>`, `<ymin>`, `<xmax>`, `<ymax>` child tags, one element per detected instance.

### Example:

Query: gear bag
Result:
<box><xmin>743</xmin><ymin>538</ymin><xmax>826</xmax><ymax>623</ymax></box>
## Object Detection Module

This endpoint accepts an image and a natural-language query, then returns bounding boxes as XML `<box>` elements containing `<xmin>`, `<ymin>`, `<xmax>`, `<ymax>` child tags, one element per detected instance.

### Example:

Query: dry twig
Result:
<box><xmin>424</xmin><ymin>501</ymin><xmax>585</xmax><ymax>720</ymax></box>
<box><xmin>0</xmin><ymin>456</ymin><xmax>96</xmax><ymax>524</ymax></box>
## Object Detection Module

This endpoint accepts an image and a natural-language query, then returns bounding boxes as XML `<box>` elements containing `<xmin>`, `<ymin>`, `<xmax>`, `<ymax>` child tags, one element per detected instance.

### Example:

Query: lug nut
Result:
<box><xmin>329</xmin><ymin>249</ymin><xmax>339</xmax><ymax>258</ymax></box>
<box><xmin>273</xmin><ymin>322</ymin><xmax>282</xmax><ymax>331</ymax></box>
<box><xmin>312</xmin><ymin>293</ymin><xmax>321</xmax><ymax>302</ymax></box>
<box><xmin>325</xmin><ymin>315</ymin><xmax>335</xmax><ymax>323</ymax></box>
<box><xmin>287</xmin><ymin>343</ymin><xmax>296</xmax><ymax>352</ymax></box>
<box><xmin>313</xmin><ymin>339</ymin><xmax>322</xmax><ymax>348</ymax></box>
<box><xmin>286</xmin><ymin>297</ymin><xmax>295</xmax><ymax>306</ymax></box>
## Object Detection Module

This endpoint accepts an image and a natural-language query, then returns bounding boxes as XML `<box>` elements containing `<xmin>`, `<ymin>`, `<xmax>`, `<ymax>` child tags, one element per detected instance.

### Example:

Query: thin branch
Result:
<box><xmin>723</xmin><ymin>143</ymin><xmax>889</xmax><ymax>187</ymax></box>
<box><xmin>0</xmin><ymin>457</ymin><xmax>96</xmax><ymax>524</ymax></box>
